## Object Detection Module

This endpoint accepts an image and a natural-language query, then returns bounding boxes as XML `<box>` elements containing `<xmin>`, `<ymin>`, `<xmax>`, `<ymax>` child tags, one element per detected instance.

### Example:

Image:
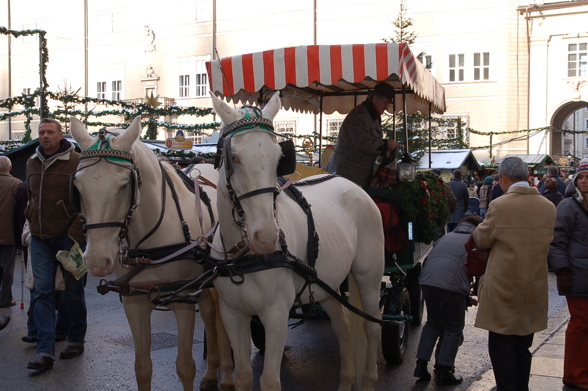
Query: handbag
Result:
<box><xmin>464</xmin><ymin>234</ymin><xmax>490</xmax><ymax>277</ymax></box>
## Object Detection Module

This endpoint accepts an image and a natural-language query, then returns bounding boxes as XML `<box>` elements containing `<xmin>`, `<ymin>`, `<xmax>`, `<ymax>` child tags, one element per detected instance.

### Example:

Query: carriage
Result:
<box><xmin>206</xmin><ymin>42</ymin><xmax>447</xmax><ymax>365</ymax></box>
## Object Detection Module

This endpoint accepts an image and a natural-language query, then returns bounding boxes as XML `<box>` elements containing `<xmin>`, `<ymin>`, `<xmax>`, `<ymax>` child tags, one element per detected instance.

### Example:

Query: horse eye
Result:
<box><xmin>231</xmin><ymin>155</ymin><xmax>240</xmax><ymax>164</ymax></box>
<box><xmin>119</xmin><ymin>184</ymin><xmax>128</xmax><ymax>193</ymax></box>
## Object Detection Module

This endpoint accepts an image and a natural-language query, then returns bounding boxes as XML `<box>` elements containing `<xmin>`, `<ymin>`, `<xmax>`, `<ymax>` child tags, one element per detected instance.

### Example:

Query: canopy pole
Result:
<box><xmin>392</xmin><ymin>93</ymin><xmax>396</xmax><ymax>141</ymax></box>
<box><xmin>428</xmin><ymin>102</ymin><xmax>432</xmax><ymax>168</ymax></box>
<box><xmin>318</xmin><ymin>92</ymin><xmax>323</xmax><ymax>167</ymax></box>
<box><xmin>402</xmin><ymin>85</ymin><xmax>409</xmax><ymax>154</ymax></box>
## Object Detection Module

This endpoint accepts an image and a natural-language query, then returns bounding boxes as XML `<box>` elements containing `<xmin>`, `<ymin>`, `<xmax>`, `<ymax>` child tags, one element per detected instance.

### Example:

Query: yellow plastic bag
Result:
<box><xmin>56</xmin><ymin>241</ymin><xmax>87</xmax><ymax>280</ymax></box>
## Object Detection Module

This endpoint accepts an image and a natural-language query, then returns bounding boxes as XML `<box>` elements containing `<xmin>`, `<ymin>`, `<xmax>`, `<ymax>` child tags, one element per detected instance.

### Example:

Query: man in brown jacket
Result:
<box><xmin>0</xmin><ymin>156</ymin><xmax>22</xmax><ymax>309</ymax></box>
<box><xmin>473</xmin><ymin>156</ymin><xmax>556</xmax><ymax>391</ymax></box>
<box><xmin>25</xmin><ymin>118</ymin><xmax>86</xmax><ymax>371</ymax></box>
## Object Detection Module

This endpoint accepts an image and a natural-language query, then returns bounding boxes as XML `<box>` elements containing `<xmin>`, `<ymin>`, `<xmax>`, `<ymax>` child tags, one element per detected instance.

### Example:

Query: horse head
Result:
<box><xmin>70</xmin><ymin>116</ymin><xmax>143</xmax><ymax>276</ymax></box>
<box><xmin>210</xmin><ymin>91</ymin><xmax>287</xmax><ymax>254</ymax></box>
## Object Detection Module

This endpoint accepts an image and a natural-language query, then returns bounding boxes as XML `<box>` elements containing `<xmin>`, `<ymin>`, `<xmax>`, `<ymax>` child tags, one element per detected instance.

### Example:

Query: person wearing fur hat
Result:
<box><xmin>549</xmin><ymin>157</ymin><xmax>588</xmax><ymax>390</ymax></box>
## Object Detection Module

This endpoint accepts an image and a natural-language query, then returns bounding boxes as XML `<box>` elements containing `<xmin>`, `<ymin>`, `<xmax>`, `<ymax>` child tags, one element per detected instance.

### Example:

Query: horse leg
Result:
<box><xmin>257</xmin><ymin>307</ymin><xmax>289</xmax><ymax>391</ymax></box>
<box><xmin>123</xmin><ymin>296</ymin><xmax>154</xmax><ymax>391</ymax></box>
<box><xmin>218</xmin><ymin>302</ymin><xmax>253</xmax><ymax>391</ymax></box>
<box><xmin>350</xmin><ymin>264</ymin><xmax>385</xmax><ymax>391</ymax></box>
<box><xmin>199</xmin><ymin>289</ymin><xmax>235</xmax><ymax>391</ymax></box>
<box><xmin>213</xmin><ymin>289</ymin><xmax>236</xmax><ymax>391</ymax></box>
<box><xmin>169</xmin><ymin>302</ymin><xmax>197</xmax><ymax>391</ymax></box>
<box><xmin>320</xmin><ymin>297</ymin><xmax>354</xmax><ymax>391</ymax></box>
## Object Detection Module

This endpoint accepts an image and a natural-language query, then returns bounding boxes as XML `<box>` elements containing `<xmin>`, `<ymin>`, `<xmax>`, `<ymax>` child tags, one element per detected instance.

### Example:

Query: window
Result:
<box><xmin>326</xmin><ymin>118</ymin><xmax>344</xmax><ymax>144</ymax></box>
<box><xmin>177</xmin><ymin>56</ymin><xmax>210</xmax><ymax>98</ymax></box>
<box><xmin>11</xmin><ymin>131</ymin><xmax>25</xmax><ymax>141</ymax></box>
<box><xmin>274</xmin><ymin>120</ymin><xmax>296</xmax><ymax>136</ymax></box>
<box><xmin>96</xmin><ymin>11</ymin><xmax>124</xmax><ymax>33</ymax></box>
<box><xmin>195</xmin><ymin>0</ymin><xmax>212</xmax><ymax>22</ymax></box>
<box><xmin>585</xmin><ymin>118</ymin><xmax>588</xmax><ymax>130</ymax></box>
<box><xmin>417</xmin><ymin>54</ymin><xmax>433</xmax><ymax>70</ymax></box>
<box><xmin>97</xmin><ymin>82</ymin><xmax>106</xmax><ymax>99</ymax></box>
<box><xmin>195</xmin><ymin>59</ymin><xmax>208</xmax><ymax>97</ymax></box>
<box><xmin>94</xmin><ymin>64</ymin><xmax>124</xmax><ymax>100</ymax></box>
<box><xmin>474</xmin><ymin>52</ymin><xmax>490</xmax><ymax>81</ymax></box>
<box><xmin>185</xmin><ymin>132</ymin><xmax>203</xmax><ymax>144</ymax></box>
<box><xmin>111</xmin><ymin>80</ymin><xmax>121</xmax><ymax>100</ymax></box>
<box><xmin>441</xmin><ymin>115</ymin><xmax>470</xmax><ymax>145</ymax></box>
<box><xmin>449</xmin><ymin>54</ymin><xmax>464</xmax><ymax>82</ymax></box>
<box><xmin>177</xmin><ymin>0</ymin><xmax>211</xmax><ymax>23</ymax></box>
<box><xmin>179</xmin><ymin>75</ymin><xmax>190</xmax><ymax>97</ymax></box>
<box><xmin>568</xmin><ymin>43</ymin><xmax>587</xmax><ymax>77</ymax></box>
<box><xmin>585</xmin><ymin>136</ymin><xmax>588</xmax><ymax>149</ymax></box>
<box><xmin>20</xmin><ymin>71</ymin><xmax>37</xmax><ymax>99</ymax></box>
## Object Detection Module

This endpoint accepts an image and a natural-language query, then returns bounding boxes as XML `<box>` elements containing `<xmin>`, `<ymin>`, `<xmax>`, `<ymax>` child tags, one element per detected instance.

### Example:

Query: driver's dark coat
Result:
<box><xmin>326</xmin><ymin>100</ymin><xmax>384</xmax><ymax>187</ymax></box>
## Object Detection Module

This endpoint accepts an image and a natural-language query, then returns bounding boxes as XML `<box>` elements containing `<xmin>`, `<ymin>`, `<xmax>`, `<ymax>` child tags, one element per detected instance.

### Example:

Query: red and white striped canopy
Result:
<box><xmin>206</xmin><ymin>43</ymin><xmax>445</xmax><ymax>115</ymax></box>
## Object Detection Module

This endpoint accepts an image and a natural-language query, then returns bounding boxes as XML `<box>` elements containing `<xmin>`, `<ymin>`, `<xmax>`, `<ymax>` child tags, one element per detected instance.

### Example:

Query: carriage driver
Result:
<box><xmin>325</xmin><ymin>82</ymin><xmax>398</xmax><ymax>188</ymax></box>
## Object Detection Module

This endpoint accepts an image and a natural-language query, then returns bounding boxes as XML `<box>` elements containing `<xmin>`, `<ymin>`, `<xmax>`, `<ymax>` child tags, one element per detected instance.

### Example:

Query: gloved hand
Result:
<box><xmin>556</xmin><ymin>268</ymin><xmax>573</xmax><ymax>294</ymax></box>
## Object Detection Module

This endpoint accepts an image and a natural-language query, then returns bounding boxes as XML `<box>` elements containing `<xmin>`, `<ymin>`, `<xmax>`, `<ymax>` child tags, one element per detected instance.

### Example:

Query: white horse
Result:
<box><xmin>209</xmin><ymin>92</ymin><xmax>385</xmax><ymax>391</ymax></box>
<box><xmin>70</xmin><ymin>117</ymin><xmax>234</xmax><ymax>391</ymax></box>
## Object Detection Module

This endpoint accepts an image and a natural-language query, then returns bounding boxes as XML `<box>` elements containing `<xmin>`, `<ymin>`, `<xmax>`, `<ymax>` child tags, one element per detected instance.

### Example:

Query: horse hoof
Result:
<box><xmin>199</xmin><ymin>378</ymin><xmax>218</xmax><ymax>391</ymax></box>
<box><xmin>220</xmin><ymin>384</ymin><xmax>236</xmax><ymax>391</ymax></box>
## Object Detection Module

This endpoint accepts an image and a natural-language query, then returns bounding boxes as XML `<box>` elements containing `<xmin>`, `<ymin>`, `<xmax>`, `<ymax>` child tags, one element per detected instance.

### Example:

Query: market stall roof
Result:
<box><xmin>498</xmin><ymin>154</ymin><xmax>555</xmax><ymax>166</ymax></box>
<box><xmin>206</xmin><ymin>43</ymin><xmax>446</xmax><ymax>115</ymax></box>
<box><xmin>418</xmin><ymin>149</ymin><xmax>481</xmax><ymax>172</ymax></box>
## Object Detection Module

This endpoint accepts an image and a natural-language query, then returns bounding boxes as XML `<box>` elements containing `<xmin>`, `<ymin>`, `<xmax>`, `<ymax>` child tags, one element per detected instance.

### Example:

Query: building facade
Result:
<box><xmin>1</xmin><ymin>0</ymin><xmax>587</xmax><ymax>163</ymax></box>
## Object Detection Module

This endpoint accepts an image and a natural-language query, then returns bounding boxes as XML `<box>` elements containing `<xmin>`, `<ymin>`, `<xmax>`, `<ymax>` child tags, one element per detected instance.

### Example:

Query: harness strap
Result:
<box><xmin>237</xmin><ymin>186</ymin><xmax>279</xmax><ymax>201</ymax></box>
<box><xmin>278</xmin><ymin>177</ymin><xmax>319</xmax><ymax>269</ymax></box>
<box><xmin>83</xmin><ymin>222</ymin><xmax>125</xmax><ymax>230</ymax></box>
<box><xmin>209</xmin><ymin>250</ymin><xmax>399</xmax><ymax>327</ymax></box>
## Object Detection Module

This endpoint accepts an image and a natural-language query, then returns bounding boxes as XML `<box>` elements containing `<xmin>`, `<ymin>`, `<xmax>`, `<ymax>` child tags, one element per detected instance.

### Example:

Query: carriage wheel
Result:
<box><xmin>250</xmin><ymin>316</ymin><xmax>266</xmax><ymax>351</ymax></box>
<box><xmin>381</xmin><ymin>288</ymin><xmax>411</xmax><ymax>364</ymax></box>
<box><xmin>407</xmin><ymin>265</ymin><xmax>424</xmax><ymax>326</ymax></box>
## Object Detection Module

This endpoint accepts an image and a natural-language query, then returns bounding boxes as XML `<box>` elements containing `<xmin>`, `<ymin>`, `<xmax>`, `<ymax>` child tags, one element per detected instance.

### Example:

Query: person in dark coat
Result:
<box><xmin>414</xmin><ymin>215</ymin><xmax>482</xmax><ymax>385</ymax></box>
<box><xmin>490</xmin><ymin>174</ymin><xmax>504</xmax><ymax>201</ymax></box>
<box><xmin>548</xmin><ymin>158</ymin><xmax>588</xmax><ymax>390</ymax></box>
<box><xmin>542</xmin><ymin>177</ymin><xmax>564</xmax><ymax>207</ymax></box>
<box><xmin>0</xmin><ymin>156</ymin><xmax>22</xmax><ymax>308</ymax></box>
<box><xmin>325</xmin><ymin>83</ymin><xmax>398</xmax><ymax>187</ymax></box>
<box><xmin>446</xmin><ymin>170</ymin><xmax>469</xmax><ymax>232</ymax></box>
<box><xmin>539</xmin><ymin>166</ymin><xmax>567</xmax><ymax>196</ymax></box>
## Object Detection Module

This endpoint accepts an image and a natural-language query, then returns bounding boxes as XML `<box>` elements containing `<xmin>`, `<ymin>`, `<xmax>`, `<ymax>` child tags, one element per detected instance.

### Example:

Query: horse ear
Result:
<box><xmin>70</xmin><ymin>117</ymin><xmax>96</xmax><ymax>151</ymax></box>
<box><xmin>112</xmin><ymin>116</ymin><xmax>142</xmax><ymax>152</ymax></box>
<box><xmin>262</xmin><ymin>91</ymin><xmax>281</xmax><ymax>121</ymax></box>
<box><xmin>210</xmin><ymin>92</ymin><xmax>241</xmax><ymax>130</ymax></box>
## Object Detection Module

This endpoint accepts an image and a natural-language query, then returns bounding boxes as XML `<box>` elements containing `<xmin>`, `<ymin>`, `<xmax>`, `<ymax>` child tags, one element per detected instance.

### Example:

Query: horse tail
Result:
<box><xmin>348</xmin><ymin>274</ymin><xmax>367</xmax><ymax>391</ymax></box>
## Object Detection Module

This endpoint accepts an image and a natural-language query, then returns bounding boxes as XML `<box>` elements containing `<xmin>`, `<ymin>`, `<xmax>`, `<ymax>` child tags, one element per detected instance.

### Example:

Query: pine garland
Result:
<box><xmin>399</xmin><ymin>171</ymin><xmax>448</xmax><ymax>243</ymax></box>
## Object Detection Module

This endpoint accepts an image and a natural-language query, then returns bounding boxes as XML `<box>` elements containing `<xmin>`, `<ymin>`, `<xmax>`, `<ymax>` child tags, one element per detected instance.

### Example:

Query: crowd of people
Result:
<box><xmin>412</xmin><ymin>158</ymin><xmax>588</xmax><ymax>390</ymax></box>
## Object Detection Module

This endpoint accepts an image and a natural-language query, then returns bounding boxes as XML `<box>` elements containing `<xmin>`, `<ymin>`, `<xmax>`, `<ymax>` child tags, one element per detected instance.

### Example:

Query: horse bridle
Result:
<box><xmin>216</xmin><ymin>113</ymin><xmax>288</xmax><ymax>244</ymax></box>
<box><xmin>73</xmin><ymin>129</ymin><xmax>141</xmax><ymax>245</ymax></box>
<box><xmin>73</xmin><ymin>128</ymin><xmax>181</xmax><ymax>264</ymax></box>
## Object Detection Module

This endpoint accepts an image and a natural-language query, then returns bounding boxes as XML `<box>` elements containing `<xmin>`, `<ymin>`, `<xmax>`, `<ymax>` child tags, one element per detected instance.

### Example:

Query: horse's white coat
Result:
<box><xmin>70</xmin><ymin>117</ymin><xmax>234</xmax><ymax>391</ymax></box>
<box><xmin>210</xmin><ymin>92</ymin><xmax>385</xmax><ymax>391</ymax></box>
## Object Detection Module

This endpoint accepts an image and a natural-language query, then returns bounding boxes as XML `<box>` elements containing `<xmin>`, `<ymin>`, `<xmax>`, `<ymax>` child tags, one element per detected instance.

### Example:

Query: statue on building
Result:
<box><xmin>144</xmin><ymin>25</ymin><xmax>156</xmax><ymax>53</ymax></box>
